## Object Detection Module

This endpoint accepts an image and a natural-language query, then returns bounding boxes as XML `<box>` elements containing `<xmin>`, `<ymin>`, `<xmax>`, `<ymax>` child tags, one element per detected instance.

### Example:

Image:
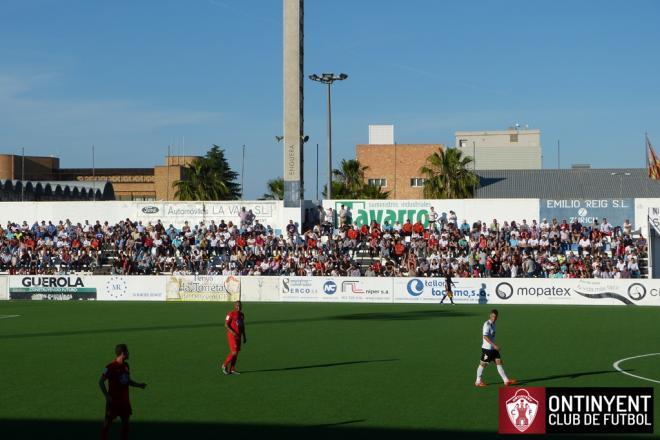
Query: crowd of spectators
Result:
<box><xmin>0</xmin><ymin>206</ymin><xmax>648</xmax><ymax>279</ymax></box>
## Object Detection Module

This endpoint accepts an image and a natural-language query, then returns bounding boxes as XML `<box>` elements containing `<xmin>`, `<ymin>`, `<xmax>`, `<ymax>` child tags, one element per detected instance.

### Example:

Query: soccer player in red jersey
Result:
<box><xmin>222</xmin><ymin>300</ymin><xmax>247</xmax><ymax>375</ymax></box>
<box><xmin>99</xmin><ymin>344</ymin><xmax>147</xmax><ymax>440</ymax></box>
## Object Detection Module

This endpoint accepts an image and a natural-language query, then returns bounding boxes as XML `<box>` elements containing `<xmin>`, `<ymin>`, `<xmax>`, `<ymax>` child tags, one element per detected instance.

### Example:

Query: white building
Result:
<box><xmin>455</xmin><ymin>128</ymin><xmax>542</xmax><ymax>170</ymax></box>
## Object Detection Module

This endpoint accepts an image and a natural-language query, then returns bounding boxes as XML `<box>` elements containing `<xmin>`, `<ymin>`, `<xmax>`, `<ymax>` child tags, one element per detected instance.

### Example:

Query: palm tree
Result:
<box><xmin>321</xmin><ymin>159</ymin><xmax>390</xmax><ymax>199</ymax></box>
<box><xmin>262</xmin><ymin>177</ymin><xmax>284</xmax><ymax>200</ymax></box>
<box><xmin>332</xmin><ymin>159</ymin><xmax>369</xmax><ymax>197</ymax></box>
<box><xmin>173</xmin><ymin>145</ymin><xmax>240</xmax><ymax>201</ymax></box>
<box><xmin>419</xmin><ymin>147</ymin><xmax>479</xmax><ymax>199</ymax></box>
<box><xmin>360</xmin><ymin>182</ymin><xmax>390</xmax><ymax>199</ymax></box>
<box><xmin>175</xmin><ymin>159</ymin><xmax>228</xmax><ymax>201</ymax></box>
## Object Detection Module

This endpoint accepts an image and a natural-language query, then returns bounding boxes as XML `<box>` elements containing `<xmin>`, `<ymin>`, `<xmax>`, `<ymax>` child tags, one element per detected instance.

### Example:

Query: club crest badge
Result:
<box><xmin>505</xmin><ymin>389</ymin><xmax>539</xmax><ymax>433</ymax></box>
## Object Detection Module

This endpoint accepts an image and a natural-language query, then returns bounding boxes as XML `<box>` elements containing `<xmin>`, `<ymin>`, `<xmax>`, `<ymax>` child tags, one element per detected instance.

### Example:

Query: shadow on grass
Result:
<box><xmin>242</xmin><ymin>358</ymin><xmax>398</xmax><ymax>373</ymax></box>
<box><xmin>328</xmin><ymin>309</ymin><xmax>476</xmax><ymax>321</ymax></box>
<box><xmin>517</xmin><ymin>369</ymin><xmax>631</xmax><ymax>385</ymax></box>
<box><xmin>0</xmin><ymin>419</ymin><xmax>643</xmax><ymax>440</ymax></box>
<box><xmin>0</xmin><ymin>322</ymin><xmax>222</xmax><ymax>340</ymax></box>
<box><xmin>0</xmin><ymin>309</ymin><xmax>473</xmax><ymax>339</ymax></box>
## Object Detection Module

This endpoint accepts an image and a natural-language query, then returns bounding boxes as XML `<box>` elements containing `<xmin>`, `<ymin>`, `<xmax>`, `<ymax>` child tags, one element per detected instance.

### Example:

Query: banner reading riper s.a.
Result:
<box><xmin>165</xmin><ymin>275</ymin><xmax>240</xmax><ymax>301</ymax></box>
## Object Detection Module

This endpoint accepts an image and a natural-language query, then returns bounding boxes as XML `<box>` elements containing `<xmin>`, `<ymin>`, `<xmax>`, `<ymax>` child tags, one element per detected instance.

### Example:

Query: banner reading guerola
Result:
<box><xmin>165</xmin><ymin>275</ymin><xmax>241</xmax><ymax>301</ymax></box>
<box><xmin>9</xmin><ymin>275</ymin><xmax>97</xmax><ymax>300</ymax></box>
<box><xmin>540</xmin><ymin>199</ymin><xmax>634</xmax><ymax>228</ymax></box>
<box><xmin>393</xmin><ymin>278</ymin><xmax>489</xmax><ymax>304</ymax></box>
<box><xmin>135</xmin><ymin>201</ymin><xmax>281</xmax><ymax>228</ymax></box>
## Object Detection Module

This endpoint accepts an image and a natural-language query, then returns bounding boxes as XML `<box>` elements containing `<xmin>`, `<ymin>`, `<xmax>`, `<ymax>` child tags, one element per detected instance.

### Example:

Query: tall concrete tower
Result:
<box><xmin>283</xmin><ymin>0</ymin><xmax>304</xmax><ymax>207</ymax></box>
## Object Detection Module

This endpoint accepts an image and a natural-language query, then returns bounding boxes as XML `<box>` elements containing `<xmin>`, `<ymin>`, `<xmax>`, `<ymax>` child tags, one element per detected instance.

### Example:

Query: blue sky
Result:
<box><xmin>1</xmin><ymin>0</ymin><xmax>659</xmax><ymax>199</ymax></box>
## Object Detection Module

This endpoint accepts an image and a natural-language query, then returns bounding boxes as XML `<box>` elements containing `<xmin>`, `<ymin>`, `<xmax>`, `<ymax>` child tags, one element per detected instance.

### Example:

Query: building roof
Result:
<box><xmin>475</xmin><ymin>168</ymin><xmax>660</xmax><ymax>199</ymax></box>
<box><xmin>0</xmin><ymin>179</ymin><xmax>114</xmax><ymax>201</ymax></box>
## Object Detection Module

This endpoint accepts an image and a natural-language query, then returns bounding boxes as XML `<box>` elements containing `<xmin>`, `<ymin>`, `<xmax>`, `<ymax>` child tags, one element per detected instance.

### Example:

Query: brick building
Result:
<box><xmin>356</xmin><ymin>143</ymin><xmax>442</xmax><ymax>199</ymax></box>
<box><xmin>0</xmin><ymin>154</ymin><xmax>197</xmax><ymax>201</ymax></box>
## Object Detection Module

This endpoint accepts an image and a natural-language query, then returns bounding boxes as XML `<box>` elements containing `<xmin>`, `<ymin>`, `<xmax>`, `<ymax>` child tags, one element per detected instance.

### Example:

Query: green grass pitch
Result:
<box><xmin>1</xmin><ymin>301</ymin><xmax>658</xmax><ymax>439</ymax></box>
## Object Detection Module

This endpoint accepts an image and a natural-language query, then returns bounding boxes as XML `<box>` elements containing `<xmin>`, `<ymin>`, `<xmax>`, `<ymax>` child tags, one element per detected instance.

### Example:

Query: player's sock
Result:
<box><xmin>223</xmin><ymin>353</ymin><xmax>233</xmax><ymax>368</ymax></box>
<box><xmin>230</xmin><ymin>355</ymin><xmax>238</xmax><ymax>369</ymax></box>
<box><xmin>497</xmin><ymin>364</ymin><xmax>509</xmax><ymax>382</ymax></box>
<box><xmin>476</xmin><ymin>365</ymin><xmax>484</xmax><ymax>382</ymax></box>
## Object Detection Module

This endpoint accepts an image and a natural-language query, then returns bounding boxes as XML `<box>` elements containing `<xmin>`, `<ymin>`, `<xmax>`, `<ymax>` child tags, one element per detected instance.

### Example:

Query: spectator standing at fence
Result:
<box><xmin>338</xmin><ymin>205</ymin><xmax>347</xmax><ymax>227</ymax></box>
<box><xmin>428</xmin><ymin>207</ymin><xmax>439</xmax><ymax>230</ymax></box>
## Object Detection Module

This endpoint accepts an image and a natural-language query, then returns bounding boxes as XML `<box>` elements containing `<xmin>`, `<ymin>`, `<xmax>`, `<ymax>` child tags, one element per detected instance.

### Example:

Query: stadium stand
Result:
<box><xmin>0</xmin><ymin>209</ymin><xmax>647</xmax><ymax>278</ymax></box>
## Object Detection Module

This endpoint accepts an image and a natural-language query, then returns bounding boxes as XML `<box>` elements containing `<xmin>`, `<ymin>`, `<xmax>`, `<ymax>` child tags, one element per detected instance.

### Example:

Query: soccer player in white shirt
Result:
<box><xmin>475</xmin><ymin>309</ymin><xmax>516</xmax><ymax>387</ymax></box>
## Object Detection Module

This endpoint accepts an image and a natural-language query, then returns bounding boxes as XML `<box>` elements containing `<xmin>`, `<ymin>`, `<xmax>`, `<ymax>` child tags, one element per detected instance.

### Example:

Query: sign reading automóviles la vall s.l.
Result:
<box><xmin>539</xmin><ymin>199</ymin><xmax>634</xmax><ymax>229</ymax></box>
<box><xmin>135</xmin><ymin>201</ymin><xmax>281</xmax><ymax>227</ymax></box>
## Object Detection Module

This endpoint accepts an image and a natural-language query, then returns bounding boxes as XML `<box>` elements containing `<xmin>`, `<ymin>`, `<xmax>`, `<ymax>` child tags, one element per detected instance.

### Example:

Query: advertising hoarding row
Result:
<box><xmin>1</xmin><ymin>275</ymin><xmax>659</xmax><ymax>307</ymax></box>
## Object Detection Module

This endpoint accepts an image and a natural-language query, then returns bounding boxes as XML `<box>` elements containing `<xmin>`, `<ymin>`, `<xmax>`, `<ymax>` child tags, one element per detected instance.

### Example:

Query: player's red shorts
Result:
<box><xmin>227</xmin><ymin>332</ymin><xmax>241</xmax><ymax>352</ymax></box>
<box><xmin>106</xmin><ymin>402</ymin><xmax>132</xmax><ymax>420</ymax></box>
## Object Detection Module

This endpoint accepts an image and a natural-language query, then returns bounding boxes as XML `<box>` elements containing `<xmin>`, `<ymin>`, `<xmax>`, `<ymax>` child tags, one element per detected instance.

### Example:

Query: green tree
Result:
<box><xmin>261</xmin><ymin>177</ymin><xmax>284</xmax><ymax>200</ymax></box>
<box><xmin>419</xmin><ymin>147</ymin><xmax>479</xmax><ymax>199</ymax></box>
<box><xmin>174</xmin><ymin>145</ymin><xmax>241</xmax><ymax>201</ymax></box>
<box><xmin>204</xmin><ymin>145</ymin><xmax>241</xmax><ymax>199</ymax></box>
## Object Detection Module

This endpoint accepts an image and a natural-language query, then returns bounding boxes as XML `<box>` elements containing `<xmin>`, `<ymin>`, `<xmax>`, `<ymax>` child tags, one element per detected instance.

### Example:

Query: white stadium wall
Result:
<box><xmin>1</xmin><ymin>198</ymin><xmax>659</xmax><ymax>234</ymax></box>
<box><xmin>1</xmin><ymin>275</ymin><xmax>658</xmax><ymax>307</ymax></box>
<box><xmin>0</xmin><ymin>200</ymin><xmax>287</xmax><ymax>232</ymax></box>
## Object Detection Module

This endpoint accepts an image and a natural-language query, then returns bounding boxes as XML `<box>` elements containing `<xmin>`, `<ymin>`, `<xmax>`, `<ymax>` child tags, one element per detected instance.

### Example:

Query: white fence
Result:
<box><xmin>1</xmin><ymin>275</ymin><xmax>658</xmax><ymax>306</ymax></box>
<box><xmin>0</xmin><ymin>200</ymin><xmax>286</xmax><ymax>230</ymax></box>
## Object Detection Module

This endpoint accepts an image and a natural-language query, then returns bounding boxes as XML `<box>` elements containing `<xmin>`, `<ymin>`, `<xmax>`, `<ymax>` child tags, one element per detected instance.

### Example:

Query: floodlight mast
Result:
<box><xmin>308</xmin><ymin>73</ymin><xmax>348</xmax><ymax>201</ymax></box>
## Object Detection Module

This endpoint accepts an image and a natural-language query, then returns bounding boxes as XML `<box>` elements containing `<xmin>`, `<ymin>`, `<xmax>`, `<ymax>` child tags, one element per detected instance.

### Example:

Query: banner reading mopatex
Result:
<box><xmin>499</xmin><ymin>387</ymin><xmax>654</xmax><ymax>434</ymax></box>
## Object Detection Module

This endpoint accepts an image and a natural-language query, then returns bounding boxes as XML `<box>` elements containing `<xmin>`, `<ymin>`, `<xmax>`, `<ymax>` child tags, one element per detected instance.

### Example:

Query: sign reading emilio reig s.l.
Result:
<box><xmin>499</xmin><ymin>387</ymin><xmax>654</xmax><ymax>434</ymax></box>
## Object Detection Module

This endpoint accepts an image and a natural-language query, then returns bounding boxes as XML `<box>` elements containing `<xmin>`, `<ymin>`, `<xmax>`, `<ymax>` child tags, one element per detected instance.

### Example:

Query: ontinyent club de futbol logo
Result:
<box><xmin>506</xmin><ymin>389</ymin><xmax>540</xmax><ymax>433</ymax></box>
<box><xmin>406</xmin><ymin>279</ymin><xmax>424</xmax><ymax>296</ymax></box>
<box><xmin>499</xmin><ymin>387</ymin><xmax>546</xmax><ymax>434</ymax></box>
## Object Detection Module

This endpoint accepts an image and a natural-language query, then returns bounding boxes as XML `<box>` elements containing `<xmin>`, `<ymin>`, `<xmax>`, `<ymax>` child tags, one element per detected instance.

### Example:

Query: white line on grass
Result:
<box><xmin>613</xmin><ymin>353</ymin><xmax>660</xmax><ymax>384</ymax></box>
<box><xmin>0</xmin><ymin>314</ymin><xmax>20</xmax><ymax>319</ymax></box>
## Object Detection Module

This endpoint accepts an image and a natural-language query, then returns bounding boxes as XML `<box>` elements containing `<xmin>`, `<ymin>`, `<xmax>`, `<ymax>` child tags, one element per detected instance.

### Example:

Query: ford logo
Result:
<box><xmin>141</xmin><ymin>206</ymin><xmax>159</xmax><ymax>214</ymax></box>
